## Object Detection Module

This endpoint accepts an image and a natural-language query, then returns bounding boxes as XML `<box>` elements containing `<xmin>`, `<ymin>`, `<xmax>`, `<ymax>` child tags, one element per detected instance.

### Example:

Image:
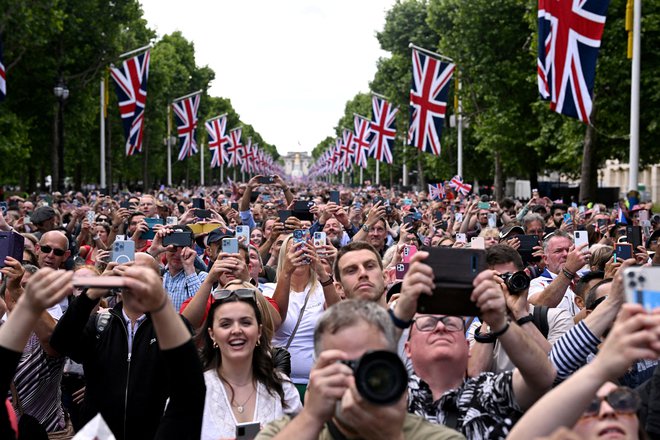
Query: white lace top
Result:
<box><xmin>200</xmin><ymin>370</ymin><xmax>302</xmax><ymax>440</ymax></box>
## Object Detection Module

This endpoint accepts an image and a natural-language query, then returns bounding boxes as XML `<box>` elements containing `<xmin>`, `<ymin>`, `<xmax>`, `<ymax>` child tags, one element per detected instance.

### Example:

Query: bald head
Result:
<box><xmin>135</xmin><ymin>252</ymin><xmax>160</xmax><ymax>274</ymax></box>
<box><xmin>37</xmin><ymin>231</ymin><xmax>70</xmax><ymax>269</ymax></box>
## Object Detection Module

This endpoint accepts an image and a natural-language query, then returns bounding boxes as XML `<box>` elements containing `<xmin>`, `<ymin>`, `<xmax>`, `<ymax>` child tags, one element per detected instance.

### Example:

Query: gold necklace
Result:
<box><xmin>231</xmin><ymin>385</ymin><xmax>256</xmax><ymax>414</ymax></box>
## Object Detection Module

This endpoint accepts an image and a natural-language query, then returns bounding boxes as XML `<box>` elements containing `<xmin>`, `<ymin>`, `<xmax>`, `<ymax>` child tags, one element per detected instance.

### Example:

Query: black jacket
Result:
<box><xmin>50</xmin><ymin>293</ymin><xmax>179</xmax><ymax>440</ymax></box>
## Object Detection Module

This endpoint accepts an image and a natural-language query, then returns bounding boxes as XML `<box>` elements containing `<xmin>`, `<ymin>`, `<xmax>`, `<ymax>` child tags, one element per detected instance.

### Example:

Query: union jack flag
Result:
<box><xmin>449</xmin><ymin>175</ymin><xmax>472</xmax><ymax>196</ymax></box>
<box><xmin>205</xmin><ymin>114</ymin><xmax>230</xmax><ymax>168</ymax></box>
<box><xmin>172</xmin><ymin>93</ymin><xmax>200</xmax><ymax>161</ymax></box>
<box><xmin>408</xmin><ymin>48</ymin><xmax>455</xmax><ymax>156</ymax></box>
<box><xmin>0</xmin><ymin>38</ymin><xmax>6</xmax><ymax>101</ymax></box>
<box><xmin>341</xmin><ymin>129</ymin><xmax>356</xmax><ymax>171</ymax></box>
<box><xmin>428</xmin><ymin>183</ymin><xmax>445</xmax><ymax>201</ymax></box>
<box><xmin>110</xmin><ymin>50</ymin><xmax>150</xmax><ymax>156</ymax></box>
<box><xmin>241</xmin><ymin>139</ymin><xmax>257</xmax><ymax>173</ymax></box>
<box><xmin>352</xmin><ymin>115</ymin><xmax>372</xmax><ymax>169</ymax></box>
<box><xmin>331</xmin><ymin>140</ymin><xmax>343</xmax><ymax>174</ymax></box>
<box><xmin>369</xmin><ymin>96</ymin><xmax>398</xmax><ymax>164</ymax></box>
<box><xmin>226</xmin><ymin>128</ymin><xmax>244</xmax><ymax>168</ymax></box>
<box><xmin>538</xmin><ymin>0</ymin><xmax>610</xmax><ymax>124</ymax></box>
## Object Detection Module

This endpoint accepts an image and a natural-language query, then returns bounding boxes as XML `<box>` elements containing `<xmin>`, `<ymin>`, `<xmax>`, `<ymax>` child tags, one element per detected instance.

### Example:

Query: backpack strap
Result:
<box><xmin>532</xmin><ymin>305</ymin><xmax>550</xmax><ymax>339</ymax></box>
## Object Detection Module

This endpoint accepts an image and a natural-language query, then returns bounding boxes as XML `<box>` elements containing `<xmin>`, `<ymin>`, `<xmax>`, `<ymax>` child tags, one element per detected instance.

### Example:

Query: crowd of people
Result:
<box><xmin>1</xmin><ymin>175</ymin><xmax>660</xmax><ymax>440</ymax></box>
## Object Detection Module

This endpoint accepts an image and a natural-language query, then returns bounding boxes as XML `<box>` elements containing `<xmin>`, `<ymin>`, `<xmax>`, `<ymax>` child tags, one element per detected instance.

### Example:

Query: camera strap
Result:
<box><xmin>326</xmin><ymin>420</ymin><xmax>349</xmax><ymax>440</ymax></box>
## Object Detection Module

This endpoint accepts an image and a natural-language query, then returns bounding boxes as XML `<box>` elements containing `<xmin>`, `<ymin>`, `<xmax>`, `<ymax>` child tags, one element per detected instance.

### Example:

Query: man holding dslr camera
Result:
<box><xmin>257</xmin><ymin>300</ymin><xmax>464</xmax><ymax>439</ymax></box>
<box><xmin>391</xmin><ymin>250</ymin><xmax>555</xmax><ymax>439</ymax></box>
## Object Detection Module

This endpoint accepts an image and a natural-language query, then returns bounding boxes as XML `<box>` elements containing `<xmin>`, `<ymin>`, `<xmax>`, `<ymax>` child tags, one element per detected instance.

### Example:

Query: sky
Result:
<box><xmin>138</xmin><ymin>0</ymin><xmax>398</xmax><ymax>157</ymax></box>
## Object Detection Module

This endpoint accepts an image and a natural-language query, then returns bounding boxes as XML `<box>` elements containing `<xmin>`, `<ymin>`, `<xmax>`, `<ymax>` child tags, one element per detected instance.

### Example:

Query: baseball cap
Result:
<box><xmin>195</xmin><ymin>226</ymin><xmax>234</xmax><ymax>249</ymax></box>
<box><xmin>499</xmin><ymin>225</ymin><xmax>524</xmax><ymax>240</ymax></box>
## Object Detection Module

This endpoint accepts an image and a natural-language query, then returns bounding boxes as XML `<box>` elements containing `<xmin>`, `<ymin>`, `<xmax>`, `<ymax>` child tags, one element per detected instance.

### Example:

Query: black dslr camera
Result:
<box><xmin>498</xmin><ymin>271</ymin><xmax>531</xmax><ymax>294</ymax></box>
<box><xmin>341</xmin><ymin>350</ymin><xmax>408</xmax><ymax>405</ymax></box>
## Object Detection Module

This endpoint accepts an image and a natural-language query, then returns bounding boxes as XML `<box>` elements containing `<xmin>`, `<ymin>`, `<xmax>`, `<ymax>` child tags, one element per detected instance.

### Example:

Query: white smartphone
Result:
<box><xmin>623</xmin><ymin>267</ymin><xmax>660</xmax><ymax>311</ymax></box>
<box><xmin>573</xmin><ymin>230</ymin><xmax>589</xmax><ymax>252</ymax></box>
<box><xmin>86</xmin><ymin>211</ymin><xmax>95</xmax><ymax>223</ymax></box>
<box><xmin>470</xmin><ymin>236</ymin><xmax>485</xmax><ymax>250</ymax></box>
<box><xmin>112</xmin><ymin>240</ymin><xmax>135</xmax><ymax>264</ymax></box>
<box><xmin>454</xmin><ymin>213</ymin><xmax>464</xmax><ymax>223</ymax></box>
<box><xmin>455</xmin><ymin>233</ymin><xmax>467</xmax><ymax>243</ymax></box>
<box><xmin>235</xmin><ymin>225</ymin><xmax>250</xmax><ymax>245</ymax></box>
<box><xmin>222</xmin><ymin>237</ymin><xmax>239</xmax><ymax>254</ymax></box>
<box><xmin>166</xmin><ymin>216</ymin><xmax>178</xmax><ymax>226</ymax></box>
<box><xmin>487</xmin><ymin>213</ymin><xmax>497</xmax><ymax>228</ymax></box>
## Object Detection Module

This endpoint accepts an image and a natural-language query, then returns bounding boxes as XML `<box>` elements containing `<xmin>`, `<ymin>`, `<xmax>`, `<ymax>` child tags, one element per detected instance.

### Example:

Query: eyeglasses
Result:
<box><xmin>212</xmin><ymin>288</ymin><xmax>257</xmax><ymax>302</ymax></box>
<box><xmin>264</xmin><ymin>205</ymin><xmax>276</xmax><ymax>210</ymax></box>
<box><xmin>581</xmin><ymin>387</ymin><xmax>640</xmax><ymax>418</ymax></box>
<box><xmin>413</xmin><ymin>315</ymin><xmax>464</xmax><ymax>332</ymax></box>
<box><xmin>39</xmin><ymin>245</ymin><xmax>67</xmax><ymax>257</ymax></box>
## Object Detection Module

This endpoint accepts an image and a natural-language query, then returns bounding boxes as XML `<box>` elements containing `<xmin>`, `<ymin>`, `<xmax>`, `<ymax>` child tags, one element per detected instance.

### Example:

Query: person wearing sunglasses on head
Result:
<box><xmin>508</xmin><ymin>302</ymin><xmax>660</xmax><ymax>440</ymax></box>
<box><xmin>200</xmin><ymin>281</ymin><xmax>301</xmax><ymax>440</ymax></box>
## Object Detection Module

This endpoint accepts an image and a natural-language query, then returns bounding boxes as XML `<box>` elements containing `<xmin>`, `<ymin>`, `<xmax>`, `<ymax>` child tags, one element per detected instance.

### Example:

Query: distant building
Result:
<box><xmin>282</xmin><ymin>151</ymin><xmax>312</xmax><ymax>179</ymax></box>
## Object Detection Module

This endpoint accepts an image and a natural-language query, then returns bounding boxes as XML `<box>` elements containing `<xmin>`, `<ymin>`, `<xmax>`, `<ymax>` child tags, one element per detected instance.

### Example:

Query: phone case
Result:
<box><xmin>395</xmin><ymin>263</ymin><xmax>410</xmax><ymax>280</ymax></box>
<box><xmin>623</xmin><ymin>267</ymin><xmax>660</xmax><ymax>311</ymax></box>
<box><xmin>0</xmin><ymin>231</ymin><xmax>25</xmax><ymax>268</ymax></box>
<box><xmin>112</xmin><ymin>240</ymin><xmax>135</xmax><ymax>264</ymax></box>
<box><xmin>222</xmin><ymin>238</ymin><xmax>239</xmax><ymax>254</ymax></box>
<box><xmin>402</xmin><ymin>245</ymin><xmax>417</xmax><ymax>263</ymax></box>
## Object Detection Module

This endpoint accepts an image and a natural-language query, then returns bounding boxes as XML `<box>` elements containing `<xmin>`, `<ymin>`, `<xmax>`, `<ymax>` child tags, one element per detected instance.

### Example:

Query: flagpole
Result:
<box><xmin>100</xmin><ymin>78</ymin><xmax>106</xmax><ymax>189</ymax></box>
<box><xmin>408</xmin><ymin>43</ymin><xmax>454</xmax><ymax>62</ymax></box>
<box><xmin>360</xmin><ymin>167</ymin><xmax>364</xmax><ymax>185</ymax></box>
<box><xmin>200</xmin><ymin>139</ymin><xmax>205</xmax><ymax>186</ymax></box>
<box><xmin>457</xmin><ymin>77</ymin><xmax>463</xmax><ymax>177</ymax></box>
<box><xmin>167</xmin><ymin>104</ymin><xmax>172</xmax><ymax>186</ymax></box>
<box><xmin>376</xmin><ymin>160</ymin><xmax>380</xmax><ymax>186</ymax></box>
<box><xmin>118</xmin><ymin>44</ymin><xmax>152</xmax><ymax>60</ymax></box>
<box><xmin>221</xmin><ymin>164</ymin><xmax>224</xmax><ymax>183</ymax></box>
<box><xmin>172</xmin><ymin>89</ymin><xmax>203</xmax><ymax>103</ymax></box>
<box><xmin>628</xmin><ymin>0</ymin><xmax>641</xmax><ymax>193</ymax></box>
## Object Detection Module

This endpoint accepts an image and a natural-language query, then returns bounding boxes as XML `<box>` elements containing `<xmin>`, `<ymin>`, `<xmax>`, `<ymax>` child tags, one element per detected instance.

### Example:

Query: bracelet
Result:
<box><xmin>388</xmin><ymin>307</ymin><xmax>413</xmax><ymax>329</ymax></box>
<box><xmin>516</xmin><ymin>315</ymin><xmax>534</xmax><ymax>327</ymax></box>
<box><xmin>490</xmin><ymin>320</ymin><xmax>511</xmax><ymax>337</ymax></box>
<box><xmin>320</xmin><ymin>275</ymin><xmax>335</xmax><ymax>287</ymax></box>
<box><xmin>473</xmin><ymin>326</ymin><xmax>497</xmax><ymax>343</ymax></box>
<box><xmin>151</xmin><ymin>296</ymin><xmax>170</xmax><ymax>314</ymax></box>
<box><xmin>562</xmin><ymin>268</ymin><xmax>575</xmax><ymax>280</ymax></box>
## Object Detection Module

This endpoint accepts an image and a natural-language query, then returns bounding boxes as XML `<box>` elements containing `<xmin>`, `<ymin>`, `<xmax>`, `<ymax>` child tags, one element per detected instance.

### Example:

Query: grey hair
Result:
<box><xmin>542</xmin><ymin>229</ymin><xmax>573</xmax><ymax>254</ymax></box>
<box><xmin>522</xmin><ymin>213</ymin><xmax>545</xmax><ymax>230</ymax></box>
<box><xmin>313</xmin><ymin>299</ymin><xmax>397</xmax><ymax>356</ymax></box>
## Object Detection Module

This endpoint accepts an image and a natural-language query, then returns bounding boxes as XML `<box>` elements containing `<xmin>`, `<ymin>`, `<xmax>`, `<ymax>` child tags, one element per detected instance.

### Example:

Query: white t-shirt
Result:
<box><xmin>271</xmin><ymin>282</ymin><xmax>325</xmax><ymax>384</ymax></box>
<box><xmin>201</xmin><ymin>370</ymin><xmax>301</xmax><ymax>440</ymax></box>
<box><xmin>528</xmin><ymin>270</ymin><xmax>579</xmax><ymax>316</ymax></box>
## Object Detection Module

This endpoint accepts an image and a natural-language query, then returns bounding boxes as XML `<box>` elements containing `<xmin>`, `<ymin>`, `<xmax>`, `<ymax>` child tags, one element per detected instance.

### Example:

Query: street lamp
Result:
<box><xmin>53</xmin><ymin>80</ymin><xmax>69</xmax><ymax>191</ymax></box>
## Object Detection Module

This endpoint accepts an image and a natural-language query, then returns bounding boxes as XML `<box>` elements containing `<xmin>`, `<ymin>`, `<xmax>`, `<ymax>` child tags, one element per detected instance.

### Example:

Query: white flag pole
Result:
<box><xmin>100</xmin><ymin>78</ymin><xmax>106</xmax><ymax>189</ymax></box>
<box><xmin>376</xmin><ymin>160</ymin><xmax>380</xmax><ymax>186</ymax></box>
<box><xmin>457</xmin><ymin>77</ymin><xmax>463</xmax><ymax>178</ymax></box>
<box><xmin>628</xmin><ymin>0</ymin><xmax>642</xmax><ymax>193</ymax></box>
<box><xmin>200</xmin><ymin>139</ymin><xmax>205</xmax><ymax>186</ymax></box>
<box><xmin>167</xmin><ymin>104</ymin><xmax>172</xmax><ymax>186</ymax></box>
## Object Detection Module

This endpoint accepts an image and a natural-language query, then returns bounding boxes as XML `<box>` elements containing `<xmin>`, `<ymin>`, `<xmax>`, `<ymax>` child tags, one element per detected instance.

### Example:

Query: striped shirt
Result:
<box><xmin>10</xmin><ymin>333</ymin><xmax>65</xmax><ymax>432</ymax></box>
<box><xmin>549</xmin><ymin>320</ymin><xmax>600</xmax><ymax>384</ymax></box>
<box><xmin>163</xmin><ymin>269</ymin><xmax>208</xmax><ymax>311</ymax></box>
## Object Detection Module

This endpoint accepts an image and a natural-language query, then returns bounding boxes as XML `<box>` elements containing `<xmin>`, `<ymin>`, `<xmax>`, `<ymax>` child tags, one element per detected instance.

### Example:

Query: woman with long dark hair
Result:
<box><xmin>200</xmin><ymin>281</ymin><xmax>301</xmax><ymax>439</ymax></box>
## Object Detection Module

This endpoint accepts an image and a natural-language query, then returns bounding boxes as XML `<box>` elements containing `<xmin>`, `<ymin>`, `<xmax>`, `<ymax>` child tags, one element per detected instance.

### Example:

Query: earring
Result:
<box><xmin>256</xmin><ymin>340</ymin><xmax>261</xmax><ymax>346</ymax></box>
<box><xmin>213</xmin><ymin>341</ymin><xmax>218</xmax><ymax>348</ymax></box>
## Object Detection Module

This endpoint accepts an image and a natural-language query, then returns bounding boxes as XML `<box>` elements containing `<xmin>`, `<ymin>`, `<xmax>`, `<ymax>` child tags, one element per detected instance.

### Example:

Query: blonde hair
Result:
<box><xmin>479</xmin><ymin>227</ymin><xmax>500</xmax><ymax>239</ymax></box>
<box><xmin>276</xmin><ymin>234</ymin><xmax>318</xmax><ymax>291</ymax></box>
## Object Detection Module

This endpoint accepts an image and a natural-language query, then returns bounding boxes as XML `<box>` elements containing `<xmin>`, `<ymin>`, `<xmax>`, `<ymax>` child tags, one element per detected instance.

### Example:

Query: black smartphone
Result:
<box><xmin>615</xmin><ymin>243</ymin><xmax>633</xmax><ymax>261</ymax></box>
<box><xmin>230</xmin><ymin>202</ymin><xmax>239</xmax><ymax>211</ymax></box>
<box><xmin>329</xmin><ymin>190</ymin><xmax>340</xmax><ymax>204</ymax></box>
<box><xmin>194</xmin><ymin>209</ymin><xmax>212</xmax><ymax>219</ymax></box>
<box><xmin>162</xmin><ymin>231</ymin><xmax>193</xmax><ymax>248</ymax></box>
<box><xmin>249</xmin><ymin>191</ymin><xmax>260</xmax><ymax>203</ymax></box>
<box><xmin>0</xmin><ymin>231</ymin><xmax>25</xmax><ymax>268</ymax></box>
<box><xmin>257</xmin><ymin>175</ymin><xmax>274</xmax><ymax>184</ymax></box>
<box><xmin>417</xmin><ymin>247</ymin><xmax>487</xmax><ymax>316</ymax></box>
<box><xmin>626</xmin><ymin>226</ymin><xmax>642</xmax><ymax>251</ymax></box>
<box><xmin>517</xmin><ymin>235</ymin><xmax>541</xmax><ymax>264</ymax></box>
<box><xmin>192</xmin><ymin>198</ymin><xmax>205</xmax><ymax>209</ymax></box>
<box><xmin>278</xmin><ymin>210</ymin><xmax>293</xmax><ymax>224</ymax></box>
<box><xmin>293</xmin><ymin>200</ymin><xmax>314</xmax><ymax>211</ymax></box>
<box><xmin>597</xmin><ymin>218</ymin><xmax>608</xmax><ymax>231</ymax></box>
<box><xmin>120</xmin><ymin>201</ymin><xmax>131</xmax><ymax>210</ymax></box>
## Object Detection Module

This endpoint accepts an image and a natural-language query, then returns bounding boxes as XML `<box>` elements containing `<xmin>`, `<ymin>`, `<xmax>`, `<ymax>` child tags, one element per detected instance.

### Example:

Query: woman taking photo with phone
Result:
<box><xmin>271</xmin><ymin>233</ymin><xmax>341</xmax><ymax>401</ymax></box>
<box><xmin>200</xmin><ymin>281</ymin><xmax>301</xmax><ymax>440</ymax></box>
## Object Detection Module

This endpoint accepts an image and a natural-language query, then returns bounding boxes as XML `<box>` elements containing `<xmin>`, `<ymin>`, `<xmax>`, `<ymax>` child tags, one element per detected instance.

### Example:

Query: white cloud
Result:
<box><xmin>139</xmin><ymin>0</ymin><xmax>396</xmax><ymax>156</ymax></box>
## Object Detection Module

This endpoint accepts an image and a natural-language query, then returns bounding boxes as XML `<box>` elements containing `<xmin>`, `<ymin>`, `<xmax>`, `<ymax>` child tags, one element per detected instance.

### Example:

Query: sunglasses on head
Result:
<box><xmin>212</xmin><ymin>288</ymin><xmax>257</xmax><ymax>302</ymax></box>
<box><xmin>40</xmin><ymin>245</ymin><xmax>67</xmax><ymax>257</ymax></box>
<box><xmin>581</xmin><ymin>387</ymin><xmax>640</xmax><ymax>418</ymax></box>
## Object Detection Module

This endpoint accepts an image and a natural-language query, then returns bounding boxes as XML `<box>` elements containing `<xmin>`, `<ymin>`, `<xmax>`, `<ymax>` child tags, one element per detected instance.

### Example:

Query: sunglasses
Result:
<box><xmin>581</xmin><ymin>387</ymin><xmax>640</xmax><ymax>418</ymax></box>
<box><xmin>212</xmin><ymin>288</ymin><xmax>257</xmax><ymax>302</ymax></box>
<box><xmin>39</xmin><ymin>245</ymin><xmax>67</xmax><ymax>257</ymax></box>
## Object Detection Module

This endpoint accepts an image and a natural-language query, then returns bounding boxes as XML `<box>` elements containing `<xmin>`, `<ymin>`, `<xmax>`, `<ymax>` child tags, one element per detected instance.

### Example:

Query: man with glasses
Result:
<box><xmin>391</xmin><ymin>251</ymin><xmax>555</xmax><ymax>439</ymax></box>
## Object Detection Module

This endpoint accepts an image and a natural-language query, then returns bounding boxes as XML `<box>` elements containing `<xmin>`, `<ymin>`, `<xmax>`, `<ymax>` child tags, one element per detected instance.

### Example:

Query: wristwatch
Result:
<box><xmin>362</xmin><ymin>224</ymin><xmax>370</xmax><ymax>232</ymax></box>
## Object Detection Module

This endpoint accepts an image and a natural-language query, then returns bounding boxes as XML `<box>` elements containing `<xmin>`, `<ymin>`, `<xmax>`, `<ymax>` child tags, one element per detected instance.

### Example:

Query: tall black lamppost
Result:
<box><xmin>53</xmin><ymin>80</ymin><xmax>69</xmax><ymax>191</ymax></box>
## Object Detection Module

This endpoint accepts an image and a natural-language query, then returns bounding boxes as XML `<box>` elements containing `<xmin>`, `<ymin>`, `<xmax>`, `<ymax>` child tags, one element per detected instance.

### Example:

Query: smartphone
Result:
<box><xmin>478</xmin><ymin>202</ymin><xmax>490</xmax><ymax>210</ymax></box>
<box><xmin>517</xmin><ymin>235</ymin><xmax>541</xmax><ymax>264</ymax></box>
<box><xmin>293</xmin><ymin>200</ymin><xmax>314</xmax><ymax>212</ymax></box>
<box><xmin>162</xmin><ymin>231</ymin><xmax>193</xmax><ymax>248</ymax></box>
<box><xmin>624</xmin><ymin>266</ymin><xmax>660</xmax><ymax>311</ymax></box>
<box><xmin>353</xmin><ymin>202</ymin><xmax>362</xmax><ymax>210</ymax></box>
<box><xmin>192</xmin><ymin>198</ymin><xmax>205</xmax><ymax>209</ymax></box>
<box><xmin>615</xmin><ymin>243</ymin><xmax>633</xmax><ymax>261</ymax></box>
<box><xmin>626</xmin><ymin>226</ymin><xmax>642</xmax><ymax>251</ymax></box>
<box><xmin>231</xmin><ymin>202</ymin><xmax>239</xmax><ymax>211</ymax></box>
<box><xmin>194</xmin><ymin>209</ymin><xmax>211</xmax><ymax>219</ymax></box>
<box><xmin>487</xmin><ymin>213</ymin><xmax>497</xmax><ymax>228</ymax></box>
<box><xmin>402</xmin><ymin>245</ymin><xmax>417</xmax><ymax>263</ymax></box>
<box><xmin>120</xmin><ymin>201</ymin><xmax>131</xmax><ymax>210</ymax></box>
<box><xmin>597</xmin><ymin>218</ymin><xmax>608</xmax><ymax>231</ymax></box>
<box><xmin>313</xmin><ymin>231</ymin><xmax>326</xmax><ymax>248</ymax></box>
<box><xmin>112</xmin><ymin>240</ymin><xmax>135</xmax><ymax>264</ymax></box>
<box><xmin>403</xmin><ymin>198</ymin><xmax>413</xmax><ymax>206</ymax></box>
<box><xmin>166</xmin><ymin>216</ymin><xmax>178</xmax><ymax>226</ymax></box>
<box><xmin>235</xmin><ymin>225</ymin><xmax>250</xmax><ymax>245</ymax></box>
<box><xmin>0</xmin><ymin>231</ymin><xmax>25</xmax><ymax>268</ymax></box>
<box><xmin>454</xmin><ymin>213</ymin><xmax>464</xmax><ymax>223</ymax></box>
<box><xmin>0</xmin><ymin>202</ymin><xmax>7</xmax><ymax>214</ymax></box>
<box><xmin>639</xmin><ymin>210</ymin><xmax>649</xmax><ymax>222</ymax></box>
<box><xmin>395</xmin><ymin>263</ymin><xmax>410</xmax><ymax>280</ymax></box>
<box><xmin>293</xmin><ymin>229</ymin><xmax>311</xmax><ymax>264</ymax></box>
<box><xmin>469</xmin><ymin>237</ymin><xmax>485</xmax><ymax>250</ymax></box>
<box><xmin>86</xmin><ymin>211</ymin><xmax>96</xmax><ymax>223</ymax></box>
<box><xmin>257</xmin><ymin>175</ymin><xmax>274</xmax><ymax>184</ymax></box>
<box><xmin>142</xmin><ymin>218</ymin><xmax>164</xmax><ymax>240</ymax></box>
<box><xmin>72</xmin><ymin>276</ymin><xmax>126</xmax><ymax>289</ymax></box>
<box><xmin>563</xmin><ymin>213</ymin><xmax>573</xmax><ymax>225</ymax></box>
<box><xmin>222</xmin><ymin>237</ymin><xmax>239</xmax><ymax>254</ymax></box>
<box><xmin>418</xmin><ymin>247</ymin><xmax>487</xmax><ymax>316</ymax></box>
<box><xmin>573</xmin><ymin>230</ymin><xmax>589</xmax><ymax>252</ymax></box>
<box><xmin>261</xmin><ymin>194</ymin><xmax>271</xmax><ymax>202</ymax></box>
<box><xmin>434</xmin><ymin>211</ymin><xmax>443</xmax><ymax>221</ymax></box>
<box><xmin>329</xmin><ymin>190</ymin><xmax>340</xmax><ymax>204</ymax></box>
<box><xmin>278</xmin><ymin>210</ymin><xmax>292</xmax><ymax>224</ymax></box>
<box><xmin>236</xmin><ymin>421</ymin><xmax>261</xmax><ymax>440</ymax></box>
<box><xmin>455</xmin><ymin>233</ymin><xmax>467</xmax><ymax>243</ymax></box>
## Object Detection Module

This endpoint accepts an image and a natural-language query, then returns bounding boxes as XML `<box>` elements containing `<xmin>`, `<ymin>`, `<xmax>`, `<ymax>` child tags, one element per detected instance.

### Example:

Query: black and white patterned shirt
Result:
<box><xmin>408</xmin><ymin>371</ymin><xmax>522</xmax><ymax>440</ymax></box>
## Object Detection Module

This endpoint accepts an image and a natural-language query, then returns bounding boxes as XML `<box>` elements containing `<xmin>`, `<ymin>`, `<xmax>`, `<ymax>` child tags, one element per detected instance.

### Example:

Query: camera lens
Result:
<box><xmin>352</xmin><ymin>351</ymin><xmax>407</xmax><ymax>405</ymax></box>
<box><xmin>501</xmin><ymin>271</ymin><xmax>530</xmax><ymax>294</ymax></box>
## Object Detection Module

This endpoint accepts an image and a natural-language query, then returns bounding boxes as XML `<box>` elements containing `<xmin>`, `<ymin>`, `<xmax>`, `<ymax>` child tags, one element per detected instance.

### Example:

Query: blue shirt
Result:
<box><xmin>163</xmin><ymin>269</ymin><xmax>208</xmax><ymax>311</ymax></box>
